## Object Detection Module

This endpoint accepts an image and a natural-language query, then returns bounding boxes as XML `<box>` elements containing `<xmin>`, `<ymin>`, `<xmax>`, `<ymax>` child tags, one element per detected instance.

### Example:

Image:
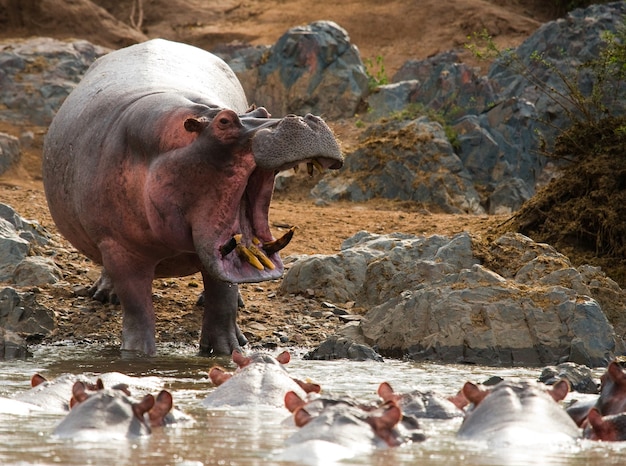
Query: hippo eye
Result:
<box><xmin>219</xmin><ymin>117</ymin><xmax>231</xmax><ymax>125</ymax></box>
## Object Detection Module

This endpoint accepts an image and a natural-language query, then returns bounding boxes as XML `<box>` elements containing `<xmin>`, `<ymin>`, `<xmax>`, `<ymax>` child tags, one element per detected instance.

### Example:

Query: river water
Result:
<box><xmin>0</xmin><ymin>343</ymin><xmax>625</xmax><ymax>466</ymax></box>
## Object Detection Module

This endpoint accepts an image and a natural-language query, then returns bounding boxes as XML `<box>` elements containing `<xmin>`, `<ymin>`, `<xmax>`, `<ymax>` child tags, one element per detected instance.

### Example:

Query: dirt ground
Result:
<box><xmin>0</xmin><ymin>1</ymin><xmax>589</xmax><ymax>352</ymax></box>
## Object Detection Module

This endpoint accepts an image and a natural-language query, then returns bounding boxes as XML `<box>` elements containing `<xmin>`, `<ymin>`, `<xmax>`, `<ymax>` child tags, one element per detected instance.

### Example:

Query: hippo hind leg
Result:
<box><xmin>199</xmin><ymin>273</ymin><xmax>247</xmax><ymax>355</ymax></box>
<box><xmin>88</xmin><ymin>268</ymin><xmax>120</xmax><ymax>304</ymax></box>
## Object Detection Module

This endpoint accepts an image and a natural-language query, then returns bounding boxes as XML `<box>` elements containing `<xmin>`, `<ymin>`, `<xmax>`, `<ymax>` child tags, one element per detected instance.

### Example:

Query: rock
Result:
<box><xmin>0</xmin><ymin>218</ymin><xmax>30</xmax><ymax>282</ymax></box>
<box><xmin>283</xmin><ymin>231</ymin><xmax>619</xmax><ymax>367</ymax></box>
<box><xmin>0</xmin><ymin>38</ymin><xmax>107</xmax><ymax>126</ymax></box>
<box><xmin>0</xmin><ymin>328</ymin><xmax>31</xmax><ymax>360</ymax></box>
<box><xmin>223</xmin><ymin>21</ymin><xmax>369</xmax><ymax>120</ymax></box>
<box><xmin>0</xmin><ymin>204</ymin><xmax>58</xmax><ymax>286</ymax></box>
<box><xmin>539</xmin><ymin>362</ymin><xmax>598</xmax><ymax>394</ymax></box>
<box><xmin>304</xmin><ymin>335</ymin><xmax>383</xmax><ymax>362</ymax></box>
<box><xmin>0</xmin><ymin>133</ymin><xmax>20</xmax><ymax>176</ymax></box>
<box><xmin>0</xmin><ymin>287</ymin><xmax>56</xmax><ymax>339</ymax></box>
<box><xmin>12</xmin><ymin>257</ymin><xmax>62</xmax><ymax>286</ymax></box>
<box><xmin>311</xmin><ymin>117</ymin><xmax>485</xmax><ymax>214</ymax></box>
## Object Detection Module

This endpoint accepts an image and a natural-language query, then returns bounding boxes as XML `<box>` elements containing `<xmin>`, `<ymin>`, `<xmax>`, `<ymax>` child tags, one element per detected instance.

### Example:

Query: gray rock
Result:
<box><xmin>539</xmin><ymin>362</ymin><xmax>598</xmax><ymax>394</ymax></box>
<box><xmin>12</xmin><ymin>257</ymin><xmax>62</xmax><ymax>286</ymax></box>
<box><xmin>226</xmin><ymin>21</ymin><xmax>369</xmax><ymax>119</ymax></box>
<box><xmin>305</xmin><ymin>336</ymin><xmax>383</xmax><ymax>362</ymax></box>
<box><xmin>0</xmin><ymin>328</ymin><xmax>31</xmax><ymax>360</ymax></box>
<box><xmin>311</xmin><ymin>117</ymin><xmax>485</xmax><ymax>214</ymax></box>
<box><xmin>0</xmin><ymin>218</ymin><xmax>30</xmax><ymax>282</ymax></box>
<box><xmin>283</xmin><ymin>231</ymin><xmax>619</xmax><ymax>367</ymax></box>
<box><xmin>0</xmin><ymin>133</ymin><xmax>20</xmax><ymax>176</ymax></box>
<box><xmin>0</xmin><ymin>286</ymin><xmax>55</xmax><ymax>338</ymax></box>
<box><xmin>0</xmin><ymin>38</ymin><xmax>107</xmax><ymax>126</ymax></box>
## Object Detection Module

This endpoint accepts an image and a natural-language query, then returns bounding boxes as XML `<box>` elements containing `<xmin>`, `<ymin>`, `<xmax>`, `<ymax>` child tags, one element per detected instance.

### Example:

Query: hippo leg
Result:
<box><xmin>88</xmin><ymin>268</ymin><xmax>119</xmax><ymax>304</ymax></box>
<box><xmin>199</xmin><ymin>274</ymin><xmax>247</xmax><ymax>355</ymax></box>
<box><xmin>101</xmin><ymin>247</ymin><xmax>157</xmax><ymax>355</ymax></box>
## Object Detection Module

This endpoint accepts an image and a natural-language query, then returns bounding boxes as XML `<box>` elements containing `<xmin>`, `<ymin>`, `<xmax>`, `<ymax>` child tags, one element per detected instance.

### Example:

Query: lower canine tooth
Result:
<box><xmin>307</xmin><ymin>162</ymin><xmax>314</xmax><ymax>176</ymax></box>
<box><xmin>312</xmin><ymin>159</ymin><xmax>324</xmax><ymax>173</ymax></box>
<box><xmin>236</xmin><ymin>244</ymin><xmax>264</xmax><ymax>270</ymax></box>
<box><xmin>249</xmin><ymin>245</ymin><xmax>275</xmax><ymax>270</ymax></box>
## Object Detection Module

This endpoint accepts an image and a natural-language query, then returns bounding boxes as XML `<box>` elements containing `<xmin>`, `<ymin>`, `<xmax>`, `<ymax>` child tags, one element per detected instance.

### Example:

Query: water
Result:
<box><xmin>0</xmin><ymin>343</ymin><xmax>624</xmax><ymax>466</ymax></box>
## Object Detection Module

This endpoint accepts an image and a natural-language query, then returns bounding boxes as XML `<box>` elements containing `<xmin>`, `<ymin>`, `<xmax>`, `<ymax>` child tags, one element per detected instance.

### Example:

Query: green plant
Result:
<box><xmin>364</xmin><ymin>55</ymin><xmax>389</xmax><ymax>91</ymax></box>
<box><xmin>465</xmin><ymin>21</ymin><xmax>626</xmax><ymax>156</ymax></box>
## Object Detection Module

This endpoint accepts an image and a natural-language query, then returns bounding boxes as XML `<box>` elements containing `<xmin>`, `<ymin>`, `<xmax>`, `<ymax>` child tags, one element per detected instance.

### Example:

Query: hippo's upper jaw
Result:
<box><xmin>211</xmin><ymin>113</ymin><xmax>342</xmax><ymax>284</ymax></box>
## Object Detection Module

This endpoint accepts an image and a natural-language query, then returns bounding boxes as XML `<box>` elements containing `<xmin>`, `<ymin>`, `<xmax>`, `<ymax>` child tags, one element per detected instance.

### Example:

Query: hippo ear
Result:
<box><xmin>377</xmin><ymin>382</ymin><xmax>395</xmax><ymax>402</ymax></box>
<box><xmin>367</xmin><ymin>402</ymin><xmax>403</xmax><ymax>447</ymax></box>
<box><xmin>462</xmin><ymin>382</ymin><xmax>490</xmax><ymax>406</ymax></box>
<box><xmin>70</xmin><ymin>381</ymin><xmax>90</xmax><ymax>407</ymax></box>
<box><xmin>232</xmin><ymin>350</ymin><xmax>252</xmax><ymax>368</ymax></box>
<box><xmin>284</xmin><ymin>391</ymin><xmax>306</xmax><ymax>413</ymax></box>
<box><xmin>209</xmin><ymin>366</ymin><xmax>232</xmax><ymax>386</ymax></box>
<box><xmin>608</xmin><ymin>361</ymin><xmax>626</xmax><ymax>385</ymax></box>
<box><xmin>548</xmin><ymin>379</ymin><xmax>570</xmax><ymax>402</ymax></box>
<box><xmin>184</xmin><ymin>116</ymin><xmax>210</xmax><ymax>133</ymax></box>
<box><xmin>294</xmin><ymin>407</ymin><xmax>313</xmax><ymax>427</ymax></box>
<box><xmin>133</xmin><ymin>394</ymin><xmax>155</xmax><ymax>421</ymax></box>
<box><xmin>292</xmin><ymin>378</ymin><xmax>321</xmax><ymax>394</ymax></box>
<box><xmin>31</xmin><ymin>373</ymin><xmax>47</xmax><ymax>388</ymax></box>
<box><xmin>148</xmin><ymin>390</ymin><xmax>173</xmax><ymax>427</ymax></box>
<box><xmin>587</xmin><ymin>408</ymin><xmax>611</xmax><ymax>440</ymax></box>
<box><xmin>276</xmin><ymin>351</ymin><xmax>291</xmax><ymax>364</ymax></box>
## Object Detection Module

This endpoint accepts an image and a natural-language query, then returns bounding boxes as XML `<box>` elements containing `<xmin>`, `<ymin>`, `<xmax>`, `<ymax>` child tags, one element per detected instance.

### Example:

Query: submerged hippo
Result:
<box><xmin>202</xmin><ymin>350</ymin><xmax>319</xmax><ymax>409</ymax></box>
<box><xmin>457</xmin><ymin>379</ymin><xmax>580</xmax><ymax>446</ymax></box>
<box><xmin>42</xmin><ymin>39</ymin><xmax>343</xmax><ymax>356</ymax></box>
<box><xmin>53</xmin><ymin>381</ymin><xmax>174</xmax><ymax>440</ymax></box>
<box><xmin>278</xmin><ymin>391</ymin><xmax>422</xmax><ymax>465</ymax></box>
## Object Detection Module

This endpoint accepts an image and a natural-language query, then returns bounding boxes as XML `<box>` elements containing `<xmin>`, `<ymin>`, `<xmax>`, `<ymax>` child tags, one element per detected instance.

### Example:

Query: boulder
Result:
<box><xmin>304</xmin><ymin>336</ymin><xmax>383</xmax><ymax>362</ymax></box>
<box><xmin>0</xmin><ymin>37</ymin><xmax>107</xmax><ymax>126</ymax></box>
<box><xmin>0</xmin><ymin>133</ymin><xmax>20</xmax><ymax>176</ymax></box>
<box><xmin>222</xmin><ymin>21</ymin><xmax>369</xmax><ymax>119</ymax></box>
<box><xmin>282</xmin><ymin>231</ymin><xmax>620</xmax><ymax>367</ymax></box>
<box><xmin>0</xmin><ymin>287</ymin><xmax>56</xmax><ymax>339</ymax></box>
<box><xmin>310</xmin><ymin>117</ymin><xmax>485</xmax><ymax>214</ymax></box>
<box><xmin>0</xmin><ymin>328</ymin><xmax>31</xmax><ymax>360</ymax></box>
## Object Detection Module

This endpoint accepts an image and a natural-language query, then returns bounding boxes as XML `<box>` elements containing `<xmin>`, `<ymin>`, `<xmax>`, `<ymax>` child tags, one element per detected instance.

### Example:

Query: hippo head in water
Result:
<box><xmin>42</xmin><ymin>39</ymin><xmax>343</xmax><ymax>356</ymax></box>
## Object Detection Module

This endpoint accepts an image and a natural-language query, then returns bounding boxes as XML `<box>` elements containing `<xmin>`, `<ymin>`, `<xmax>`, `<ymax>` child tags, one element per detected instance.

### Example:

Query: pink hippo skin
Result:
<box><xmin>456</xmin><ymin>379</ymin><xmax>581</xmax><ymax>445</ymax></box>
<box><xmin>581</xmin><ymin>360</ymin><xmax>626</xmax><ymax>440</ymax></box>
<box><xmin>42</xmin><ymin>39</ymin><xmax>343</xmax><ymax>356</ymax></box>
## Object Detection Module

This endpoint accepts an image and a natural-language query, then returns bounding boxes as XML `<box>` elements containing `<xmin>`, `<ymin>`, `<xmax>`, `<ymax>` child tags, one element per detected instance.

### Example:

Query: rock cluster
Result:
<box><xmin>283</xmin><ymin>231</ymin><xmax>621</xmax><ymax>367</ymax></box>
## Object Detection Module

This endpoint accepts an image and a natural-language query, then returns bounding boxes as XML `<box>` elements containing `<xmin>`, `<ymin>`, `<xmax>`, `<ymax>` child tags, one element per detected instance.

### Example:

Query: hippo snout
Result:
<box><xmin>251</xmin><ymin>113</ymin><xmax>343</xmax><ymax>171</ymax></box>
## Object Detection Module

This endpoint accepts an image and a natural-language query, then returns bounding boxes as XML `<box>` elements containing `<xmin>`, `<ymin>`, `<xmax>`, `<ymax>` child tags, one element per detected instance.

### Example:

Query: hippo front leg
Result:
<box><xmin>199</xmin><ymin>273</ymin><xmax>247</xmax><ymax>355</ymax></box>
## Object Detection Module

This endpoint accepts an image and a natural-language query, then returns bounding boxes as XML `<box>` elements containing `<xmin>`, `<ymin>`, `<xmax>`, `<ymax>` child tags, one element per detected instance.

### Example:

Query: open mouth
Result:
<box><xmin>215</xmin><ymin>157</ymin><xmax>336</xmax><ymax>283</ymax></box>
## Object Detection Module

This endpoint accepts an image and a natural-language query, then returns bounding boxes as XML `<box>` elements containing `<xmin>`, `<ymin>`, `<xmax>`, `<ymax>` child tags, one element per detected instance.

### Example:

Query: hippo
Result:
<box><xmin>42</xmin><ymin>38</ymin><xmax>343</xmax><ymax>356</ymax></box>
<box><xmin>585</xmin><ymin>408</ymin><xmax>626</xmax><ymax>441</ymax></box>
<box><xmin>277</xmin><ymin>391</ymin><xmax>422</xmax><ymax>465</ymax></box>
<box><xmin>456</xmin><ymin>379</ymin><xmax>581</xmax><ymax>446</ymax></box>
<box><xmin>377</xmin><ymin>381</ymin><xmax>463</xmax><ymax>419</ymax></box>
<box><xmin>53</xmin><ymin>381</ymin><xmax>173</xmax><ymax>440</ymax></box>
<box><xmin>202</xmin><ymin>350</ymin><xmax>320</xmax><ymax>409</ymax></box>
<box><xmin>595</xmin><ymin>360</ymin><xmax>626</xmax><ymax>416</ymax></box>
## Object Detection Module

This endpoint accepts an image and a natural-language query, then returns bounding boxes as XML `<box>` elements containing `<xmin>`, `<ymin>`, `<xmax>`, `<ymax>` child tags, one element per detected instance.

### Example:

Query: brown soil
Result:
<box><xmin>0</xmin><ymin>0</ymin><xmax>610</xmax><ymax>353</ymax></box>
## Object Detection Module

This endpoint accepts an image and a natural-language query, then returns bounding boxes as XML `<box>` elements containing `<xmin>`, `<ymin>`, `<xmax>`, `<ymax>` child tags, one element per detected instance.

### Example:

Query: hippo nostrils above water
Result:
<box><xmin>42</xmin><ymin>39</ymin><xmax>343</xmax><ymax>356</ymax></box>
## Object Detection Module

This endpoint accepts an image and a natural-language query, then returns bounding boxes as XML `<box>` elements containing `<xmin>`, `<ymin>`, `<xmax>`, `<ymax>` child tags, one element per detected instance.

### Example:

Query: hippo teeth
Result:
<box><xmin>220</xmin><ymin>234</ymin><xmax>276</xmax><ymax>271</ymax></box>
<box><xmin>306</xmin><ymin>160</ymin><xmax>325</xmax><ymax>176</ymax></box>
<box><xmin>262</xmin><ymin>226</ymin><xmax>296</xmax><ymax>256</ymax></box>
<box><xmin>221</xmin><ymin>228</ymin><xmax>295</xmax><ymax>269</ymax></box>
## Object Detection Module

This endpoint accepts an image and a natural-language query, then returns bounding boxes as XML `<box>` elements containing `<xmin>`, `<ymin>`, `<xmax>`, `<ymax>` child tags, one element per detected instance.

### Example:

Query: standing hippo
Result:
<box><xmin>42</xmin><ymin>39</ymin><xmax>343</xmax><ymax>356</ymax></box>
<box><xmin>457</xmin><ymin>379</ymin><xmax>580</xmax><ymax>446</ymax></box>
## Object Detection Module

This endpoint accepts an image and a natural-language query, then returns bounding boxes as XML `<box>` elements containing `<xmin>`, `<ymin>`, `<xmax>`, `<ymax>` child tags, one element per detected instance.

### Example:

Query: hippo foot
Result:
<box><xmin>199</xmin><ymin>325</ymin><xmax>247</xmax><ymax>356</ymax></box>
<box><xmin>88</xmin><ymin>269</ymin><xmax>120</xmax><ymax>304</ymax></box>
